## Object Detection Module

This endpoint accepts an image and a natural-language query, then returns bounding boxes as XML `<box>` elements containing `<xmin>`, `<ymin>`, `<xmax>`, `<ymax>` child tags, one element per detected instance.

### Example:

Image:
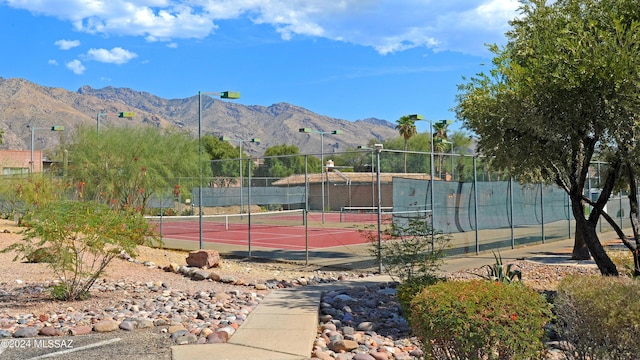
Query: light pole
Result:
<box><xmin>29</xmin><ymin>125</ymin><xmax>65</xmax><ymax>174</ymax></box>
<box><xmin>198</xmin><ymin>91</ymin><xmax>240</xmax><ymax>250</ymax></box>
<box><xmin>220</xmin><ymin>136</ymin><xmax>260</xmax><ymax>215</ymax></box>
<box><xmin>96</xmin><ymin>111</ymin><xmax>135</xmax><ymax>134</ymax></box>
<box><xmin>298</xmin><ymin>128</ymin><xmax>343</xmax><ymax>223</ymax></box>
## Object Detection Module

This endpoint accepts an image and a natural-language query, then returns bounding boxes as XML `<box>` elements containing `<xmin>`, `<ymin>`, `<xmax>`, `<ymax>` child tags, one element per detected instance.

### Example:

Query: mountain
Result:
<box><xmin>0</xmin><ymin>77</ymin><xmax>399</xmax><ymax>156</ymax></box>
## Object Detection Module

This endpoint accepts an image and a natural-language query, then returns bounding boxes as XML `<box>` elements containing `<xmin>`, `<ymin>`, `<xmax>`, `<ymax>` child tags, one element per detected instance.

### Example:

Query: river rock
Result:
<box><xmin>94</xmin><ymin>319</ymin><xmax>119</xmax><ymax>332</ymax></box>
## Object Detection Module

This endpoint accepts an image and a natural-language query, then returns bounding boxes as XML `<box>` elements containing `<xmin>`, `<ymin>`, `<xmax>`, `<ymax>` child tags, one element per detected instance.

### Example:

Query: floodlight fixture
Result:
<box><xmin>97</xmin><ymin>111</ymin><xmax>134</xmax><ymax>133</ymax></box>
<box><xmin>220</xmin><ymin>91</ymin><xmax>241</xmax><ymax>99</ymax></box>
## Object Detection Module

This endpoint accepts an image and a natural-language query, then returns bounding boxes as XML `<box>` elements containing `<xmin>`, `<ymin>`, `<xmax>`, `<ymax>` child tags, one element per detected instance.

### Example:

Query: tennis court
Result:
<box><xmin>146</xmin><ymin>209</ymin><xmax>383</xmax><ymax>251</ymax></box>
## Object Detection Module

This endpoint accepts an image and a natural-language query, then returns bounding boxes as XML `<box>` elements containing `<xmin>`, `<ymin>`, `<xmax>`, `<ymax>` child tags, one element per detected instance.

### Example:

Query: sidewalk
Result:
<box><xmin>171</xmin><ymin>237</ymin><xmax>595</xmax><ymax>360</ymax></box>
<box><xmin>171</xmin><ymin>275</ymin><xmax>396</xmax><ymax>360</ymax></box>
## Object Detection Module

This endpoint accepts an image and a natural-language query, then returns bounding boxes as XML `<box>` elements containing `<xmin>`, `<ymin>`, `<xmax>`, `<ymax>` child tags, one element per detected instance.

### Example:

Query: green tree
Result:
<box><xmin>455</xmin><ymin>0</ymin><xmax>640</xmax><ymax>275</ymax></box>
<box><xmin>331</xmin><ymin>148</ymin><xmax>372</xmax><ymax>172</ymax></box>
<box><xmin>432</xmin><ymin>121</ymin><xmax>451</xmax><ymax>178</ymax></box>
<box><xmin>254</xmin><ymin>144</ymin><xmax>320</xmax><ymax>178</ymax></box>
<box><xmin>395</xmin><ymin>115</ymin><xmax>418</xmax><ymax>173</ymax></box>
<box><xmin>66</xmin><ymin>126</ymin><xmax>200</xmax><ymax>213</ymax></box>
<box><xmin>450</xmin><ymin>131</ymin><xmax>473</xmax><ymax>155</ymax></box>
<box><xmin>450</xmin><ymin>131</ymin><xmax>474</xmax><ymax>181</ymax></box>
<box><xmin>201</xmin><ymin>135</ymin><xmax>250</xmax><ymax>187</ymax></box>
<box><xmin>432</xmin><ymin>121</ymin><xmax>449</xmax><ymax>140</ymax></box>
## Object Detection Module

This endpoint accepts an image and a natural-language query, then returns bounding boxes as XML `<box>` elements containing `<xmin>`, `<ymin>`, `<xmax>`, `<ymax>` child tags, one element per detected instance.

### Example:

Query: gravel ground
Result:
<box><xmin>0</xmin><ymin>219</ymin><xmax>365</xmax><ymax>359</ymax></box>
<box><xmin>0</xmin><ymin>218</ymin><xmax>605</xmax><ymax>360</ymax></box>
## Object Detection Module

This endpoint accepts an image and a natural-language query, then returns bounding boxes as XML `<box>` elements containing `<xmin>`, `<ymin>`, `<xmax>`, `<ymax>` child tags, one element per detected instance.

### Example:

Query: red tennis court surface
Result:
<box><xmin>151</xmin><ymin>212</ymin><xmax>377</xmax><ymax>251</ymax></box>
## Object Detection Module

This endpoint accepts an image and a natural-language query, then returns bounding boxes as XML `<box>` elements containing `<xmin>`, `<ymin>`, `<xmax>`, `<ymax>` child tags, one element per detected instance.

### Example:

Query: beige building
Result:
<box><xmin>0</xmin><ymin>150</ymin><xmax>41</xmax><ymax>174</ymax></box>
<box><xmin>272</xmin><ymin>171</ymin><xmax>438</xmax><ymax>211</ymax></box>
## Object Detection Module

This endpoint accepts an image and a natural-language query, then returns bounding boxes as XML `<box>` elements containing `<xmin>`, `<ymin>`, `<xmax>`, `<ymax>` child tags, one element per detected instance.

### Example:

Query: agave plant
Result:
<box><xmin>474</xmin><ymin>251</ymin><xmax>522</xmax><ymax>284</ymax></box>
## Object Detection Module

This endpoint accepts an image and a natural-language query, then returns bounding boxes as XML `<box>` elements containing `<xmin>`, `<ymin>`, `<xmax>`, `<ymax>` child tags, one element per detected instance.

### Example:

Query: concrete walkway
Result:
<box><xmin>171</xmin><ymin>276</ymin><xmax>395</xmax><ymax>360</ymax></box>
<box><xmin>172</xmin><ymin>237</ymin><xmax>598</xmax><ymax>360</ymax></box>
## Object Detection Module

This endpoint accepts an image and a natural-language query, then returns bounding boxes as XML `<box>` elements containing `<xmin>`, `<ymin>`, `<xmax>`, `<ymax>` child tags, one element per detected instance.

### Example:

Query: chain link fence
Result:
<box><xmin>1</xmin><ymin>150</ymin><xmax>630</xmax><ymax>269</ymax></box>
<box><xmin>140</xmin><ymin>150</ymin><xmax>630</xmax><ymax>267</ymax></box>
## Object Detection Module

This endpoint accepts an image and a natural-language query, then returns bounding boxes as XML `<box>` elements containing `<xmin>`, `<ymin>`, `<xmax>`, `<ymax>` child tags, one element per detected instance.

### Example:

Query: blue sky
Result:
<box><xmin>0</xmin><ymin>0</ymin><xmax>519</xmax><ymax>133</ymax></box>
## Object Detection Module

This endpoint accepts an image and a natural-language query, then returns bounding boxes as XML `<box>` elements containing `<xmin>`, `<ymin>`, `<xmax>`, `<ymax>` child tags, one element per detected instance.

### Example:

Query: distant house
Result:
<box><xmin>0</xmin><ymin>150</ymin><xmax>40</xmax><ymax>174</ymax></box>
<box><xmin>271</xmin><ymin>171</ymin><xmax>437</xmax><ymax>211</ymax></box>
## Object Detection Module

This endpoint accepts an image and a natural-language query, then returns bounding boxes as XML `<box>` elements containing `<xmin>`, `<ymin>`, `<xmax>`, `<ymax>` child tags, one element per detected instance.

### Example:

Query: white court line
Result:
<box><xmin>28</xmin><ymin>338</ymin><xmax>122</xmax><ymax>359</ymax></box>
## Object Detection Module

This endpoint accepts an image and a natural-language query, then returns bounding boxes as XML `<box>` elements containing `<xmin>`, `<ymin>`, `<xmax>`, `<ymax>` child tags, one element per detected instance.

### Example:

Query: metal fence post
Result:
<box><xmin>473</xmin><ymin>156</ymin><xmax>479</xmax><ymax>254</ymax></box>
<box><xmin>305</xmin><ymin>155</ymin><xmax>309</xmax><ymax>265</ymax></box>
<box><xmin>509</xmin><ymin>176</ymin><xmax>514</xmax><ymax>249</ymax></box>
<box><xmin>247</xmin><ymin>158</ymin><xmax>252</xmax><ymax>260</ymax></box>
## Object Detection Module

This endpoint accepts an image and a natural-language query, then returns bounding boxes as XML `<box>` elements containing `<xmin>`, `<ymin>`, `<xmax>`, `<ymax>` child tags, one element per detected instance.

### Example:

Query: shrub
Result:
<box><xmin>396</xmin><ymin>274</ymin><xmax>441</xmax><ymax>316</ymax></box>
<box><xmin>409</xmin><ymin>280</ymin><xmax>553</xmax><ymax>359</ymax></box>
<box><xmin>2</xmin><ymin>200</ymin><xmax>158</xmax><ymax>300</ymax></box>
<box><xmin>0</xmin><ymin>175</ymin><xmax>72</xmax><ymax>221</ymax></box>
<box><xmin>607</xmin><ymin>249</ymin><xmax>635</xmax><ymax>277</ymax></box>
<box><xmin>554</xmin><ymin>275</ymin><xmax>640</xmax><ymax>360</ymax></box>
<box><xmin>367</xmin><ymin>217</ymin><xmax>450</xmax><ymax>282</ymax></box>
<box><xmin>366</xmin><ymin>217</ymin><xmax>450</xmax><ymax>314</ymax></box>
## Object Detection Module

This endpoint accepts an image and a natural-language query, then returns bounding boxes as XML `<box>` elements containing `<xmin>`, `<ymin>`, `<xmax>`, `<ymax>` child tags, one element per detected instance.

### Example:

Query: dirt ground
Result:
<box><xmin>0</xmin><ymin>218</ymin><xmax>341</xmax><ymax>316</ymax></box>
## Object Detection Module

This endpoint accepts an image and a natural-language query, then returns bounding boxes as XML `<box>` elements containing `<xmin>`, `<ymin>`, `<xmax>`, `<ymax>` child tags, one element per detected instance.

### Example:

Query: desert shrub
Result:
<box><xmin>366</xmin><ymin>217</ymin><xmax>450</xmax><ymax>313</ymax></box>
<box><xmin>607</xmin><ymin>249</ymin><xmax>635</xmax><ymax>277</ymax></box>
<box><xmin>555</xmin><ymin>275</ymin><xmax>640</xmax><ymax>360</ymax></box>
<box><xmin>2</xmin><ymin>200</ymin><xmax>158</xmax><ymax>300</ymax></box>
<box><xmin>367</xmin><ymin>217</ymin><xmax>450</xmax><ymax>281</ymax></box>
<box><xmin>0</xmin><ymin>175</ymin><xmax>71</xmax><ymax>221</ymax></box>
<box><xmin>409</xmin><ymin>280</ymin><xmax>553</xmax><ymax>360</ymax></box>
<box><xmin>396</xmin><ymin>274</ymin><xmax>441</xmax><ymax>316</ymax></box>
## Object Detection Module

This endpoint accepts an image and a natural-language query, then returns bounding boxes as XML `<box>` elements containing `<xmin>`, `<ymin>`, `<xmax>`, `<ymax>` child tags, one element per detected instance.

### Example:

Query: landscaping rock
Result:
<box><xmin>186</xmin><ymin>250</ymin><xmax>221</xmax><ymax>268</ymax></box>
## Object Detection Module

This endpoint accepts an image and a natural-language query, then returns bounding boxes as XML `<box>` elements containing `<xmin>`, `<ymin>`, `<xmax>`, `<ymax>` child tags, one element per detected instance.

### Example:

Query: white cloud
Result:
<box><xmin>48</xmin><ymin>59</ymin><xmax>58</xmax><ymax>65</ymax></box>
<box><xmin>54</xmin><ymin>39</ymin><xmax>80</xmax><ymax>50</ymax></box>
<box><xmin>66</xmin><ymin>59</ymin><xmax>86</xmax><ymax>74</ymax></box>
<box><xmin>84</xmin><ymin>47</ymin><xmax>138</xmax><ymax>64</ymax></box>
<box><xmin>5</xmin><ymin>0</ymin><xmax>520</xmax><ymax>56</ymax></box>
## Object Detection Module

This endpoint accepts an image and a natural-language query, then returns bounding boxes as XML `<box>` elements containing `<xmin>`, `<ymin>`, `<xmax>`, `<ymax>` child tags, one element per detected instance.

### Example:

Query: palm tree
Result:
<box><xmin>450</xmin><ymin>131</ymin><xmax>473</xmax><ymax>181</ymax></box>
<box><xmin>395</xmin><ymin>115</ymin><xmax>417</xmax><ymax>173</ymax></box>
<box><xmin>432</xmin><ymin>121</ymin><xmax>450</xmax><ymax>177</ymax></box>
<box><xmin>433</xmin><ymin>121</ymin><xmax>449</xmax><ymax>140</ymax></box>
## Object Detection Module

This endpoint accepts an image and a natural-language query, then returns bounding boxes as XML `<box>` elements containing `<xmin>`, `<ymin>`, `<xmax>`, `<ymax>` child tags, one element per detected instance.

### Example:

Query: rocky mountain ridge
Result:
<box><xmin>0</xmin><ymin>77</ymin><xmax>399</xmax><ymax>156</ymax></box>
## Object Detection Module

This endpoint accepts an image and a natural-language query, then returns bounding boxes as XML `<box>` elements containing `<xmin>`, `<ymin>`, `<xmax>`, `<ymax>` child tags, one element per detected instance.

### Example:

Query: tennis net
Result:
<box><xmin>146</xmin><ymin>209</ymin><xmax>305</xmax><ymax>237</ymax></box>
